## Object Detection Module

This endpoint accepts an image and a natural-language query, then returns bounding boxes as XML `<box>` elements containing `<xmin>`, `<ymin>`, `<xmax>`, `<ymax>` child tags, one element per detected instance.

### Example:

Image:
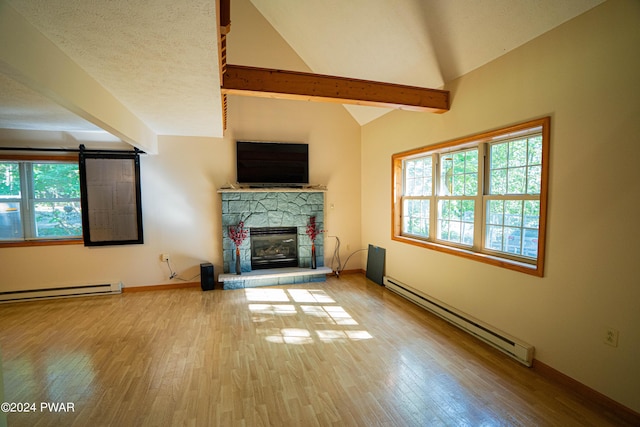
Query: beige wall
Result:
<box><xmin>0</xmin><ymin>95</ymin><xmax>361</xmax><ymax>291</ymax></box>
<box><xmin>361</xmin><ymin>0</ymin><xmax>640</xmax><ymax>412</ymax></box>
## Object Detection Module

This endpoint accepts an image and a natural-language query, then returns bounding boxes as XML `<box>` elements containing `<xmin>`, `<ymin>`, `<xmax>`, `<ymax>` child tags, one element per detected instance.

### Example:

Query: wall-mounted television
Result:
<box><xmin>236</xmin><ymin>141</ymin><xmax>309</xmax><ymax>186</ymax></box>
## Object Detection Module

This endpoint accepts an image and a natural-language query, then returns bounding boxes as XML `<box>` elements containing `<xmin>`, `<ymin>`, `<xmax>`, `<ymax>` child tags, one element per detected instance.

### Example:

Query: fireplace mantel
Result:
<box><xmin>218</xmin><ymin>185</ymin><xmax>326</xmax><ymax>193</ymax></box>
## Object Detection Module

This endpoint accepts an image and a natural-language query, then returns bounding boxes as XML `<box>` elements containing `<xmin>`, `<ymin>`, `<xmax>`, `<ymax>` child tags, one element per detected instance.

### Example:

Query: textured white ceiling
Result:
<box><xmin>0</xmin><ymin>73</ymin><xmax>105</xmax><ymax>132</ymax></box>
<box><xmin>3</xmin><ymin>0</ymin><xmax>221</xmax><ymax>141</ymax></box>
<box><xmin>0</xmin><ymin>0</ymin><xmax>605</xmax><ymax>147</ymax></box>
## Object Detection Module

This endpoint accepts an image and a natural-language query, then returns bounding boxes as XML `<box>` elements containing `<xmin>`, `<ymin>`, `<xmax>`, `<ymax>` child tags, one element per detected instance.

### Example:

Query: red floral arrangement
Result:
<box><xmin>306</xmin><ymin>216</ymin><xmax>324</xmax><ymax>243</ymax></box>
<box><xmin>229</xmin><ymin>220</ymin><xmax>248</xmax><ymax>248</ymax></box>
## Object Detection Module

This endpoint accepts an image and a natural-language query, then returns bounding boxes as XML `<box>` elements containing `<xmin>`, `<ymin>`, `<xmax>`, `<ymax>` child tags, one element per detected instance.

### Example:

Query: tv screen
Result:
<box><xmin>236</xmin><ymin>141</ymin><xmax>309</xmax><ymax>186</ymax></box>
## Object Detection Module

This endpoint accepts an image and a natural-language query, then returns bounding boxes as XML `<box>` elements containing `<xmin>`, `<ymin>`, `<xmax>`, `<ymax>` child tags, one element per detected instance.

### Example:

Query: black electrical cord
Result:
<box><xmin>338</xmin><ymin>248</ymin><xmax>368</xmax><ymax>277</ymax></box>
<box><xmin>328</xmin><ymin>235</ymin><xmax>369</xmax><ymax>277</ymax></box>
<box><xmin>164</xmin><ymin>259</ymin><xmax>200</xmax><ymax>281</ymax></box>
<box><xmin>329</xmin><ymin>236</ymin><xmax>342</xmax><ymax>275</ymax></box>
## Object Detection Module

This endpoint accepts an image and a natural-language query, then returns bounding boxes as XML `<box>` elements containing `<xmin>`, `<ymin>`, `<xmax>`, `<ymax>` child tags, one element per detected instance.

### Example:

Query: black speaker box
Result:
<box><xmin>200</xmin><ymin>262</ymin><xmax>215</xmax><ymax>291</ymax></box>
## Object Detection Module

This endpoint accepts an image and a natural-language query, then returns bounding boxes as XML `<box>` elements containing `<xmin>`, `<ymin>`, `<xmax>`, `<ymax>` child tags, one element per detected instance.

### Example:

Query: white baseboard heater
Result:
<box><xmin>384</xmin><ymin>276</ymin><xmax>534</xmax><ymax>367</ymax></box>
<box><xmin>0</xmin><ymin>282</ymin><xmax>122</xmax><ymax>303</ymax></box>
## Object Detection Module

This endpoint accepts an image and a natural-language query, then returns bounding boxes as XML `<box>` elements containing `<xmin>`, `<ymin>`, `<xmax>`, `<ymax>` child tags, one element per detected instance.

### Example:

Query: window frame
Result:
<box><xmin>0</xmin><ymin>154</ymin><xmax>83</xmax><ymax>248</ymax></box>
<box><xmin>392</xmin><ymin>117</ymin><xmax>550</xmax><ymax>276</ymax></box>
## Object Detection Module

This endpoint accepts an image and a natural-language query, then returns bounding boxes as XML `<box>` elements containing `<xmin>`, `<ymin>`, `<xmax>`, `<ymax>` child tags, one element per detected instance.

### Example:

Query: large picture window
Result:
<box><xmin>0</xmin><ymin>156</ymin><xmax>82</xmax><ymax>244</ymax></box>
<box><xmin>392</xmin><ymin>117</ymin><xmax>550</xmax><ymax>276</ymax></box>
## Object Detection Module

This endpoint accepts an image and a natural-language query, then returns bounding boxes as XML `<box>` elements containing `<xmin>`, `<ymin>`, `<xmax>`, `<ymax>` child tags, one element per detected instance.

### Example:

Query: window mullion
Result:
<box><xmin>474</xmin><ymin>144</ymin><xmax>486</xmax><ymax>251</ymax></box>
<box><xmin>19</xmin><ymin>162</ymin><xmax>35</xmax><ymax>239</ymax></box>
<box><xmin>431</xmin><ymin>154</ymin><xmax>439</xmax><ymax>242</ymax></box>
<box><xmin>429</xmin><ymin>155</ymin><xmax>437</xmax><ymax>242</ymax></box>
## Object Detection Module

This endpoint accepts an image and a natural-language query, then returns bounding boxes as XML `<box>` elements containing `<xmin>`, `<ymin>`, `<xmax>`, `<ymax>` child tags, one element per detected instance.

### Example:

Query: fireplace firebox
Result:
<box><xmin>250</xmin><ymin>227</ymin><xmax>298</xmax><ymax>270</ymax></box>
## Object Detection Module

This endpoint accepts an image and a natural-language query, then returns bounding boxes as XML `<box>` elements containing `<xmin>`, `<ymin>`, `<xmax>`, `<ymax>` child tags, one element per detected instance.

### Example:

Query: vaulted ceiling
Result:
<box><xmin>0</xmin><ymin>0</ymin><xmax>604</xmax><ymax>152</ymax></box>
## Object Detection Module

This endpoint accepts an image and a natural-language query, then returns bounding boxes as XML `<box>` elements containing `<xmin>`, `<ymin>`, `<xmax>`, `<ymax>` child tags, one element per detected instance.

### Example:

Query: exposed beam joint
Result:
<box><xmin>221</xmin><ymin>64</ymin><xmax>449</xmax><ymax>113</ymax></box>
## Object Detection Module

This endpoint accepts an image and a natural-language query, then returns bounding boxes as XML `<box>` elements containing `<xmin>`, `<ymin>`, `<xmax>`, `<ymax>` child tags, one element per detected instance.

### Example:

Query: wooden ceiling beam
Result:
<box><xmin>221</xmin><ymin>64</ymin><xmax>449</xmax><ymax>113</ymax></box>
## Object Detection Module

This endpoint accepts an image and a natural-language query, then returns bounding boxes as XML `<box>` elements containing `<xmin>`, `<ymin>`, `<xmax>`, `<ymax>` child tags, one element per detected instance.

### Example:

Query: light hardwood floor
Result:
<box><xmin>0</xmin><ymin>274</ymin><xmax>634</xmax><ymax>426</ymax></box>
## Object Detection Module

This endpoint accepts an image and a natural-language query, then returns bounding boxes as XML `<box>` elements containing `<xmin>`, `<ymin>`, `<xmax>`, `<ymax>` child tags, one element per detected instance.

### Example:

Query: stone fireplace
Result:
<box><xmin>219</xmin><ymin>189</ymin><xmax>325</xmax><ymax>279</ymax></box>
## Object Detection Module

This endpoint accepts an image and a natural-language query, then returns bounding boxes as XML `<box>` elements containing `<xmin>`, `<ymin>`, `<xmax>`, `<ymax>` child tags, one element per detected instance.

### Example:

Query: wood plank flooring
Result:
<box><xmin>0</xmin><ymin>274</ymin><xmax>633</xmax><ymax>426</ymax></box>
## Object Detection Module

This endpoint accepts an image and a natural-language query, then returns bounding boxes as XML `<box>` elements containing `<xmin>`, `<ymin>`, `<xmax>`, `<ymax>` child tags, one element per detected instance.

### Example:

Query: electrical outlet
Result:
<box><xmin>160</xmin><ymin>253</ymin><xmax>170</xmax><ymax>262</ymax></box>
<box><xmin>604</xmin><ymin>327</ymin><xmax>619</xmax><ymax>347</ymax></box>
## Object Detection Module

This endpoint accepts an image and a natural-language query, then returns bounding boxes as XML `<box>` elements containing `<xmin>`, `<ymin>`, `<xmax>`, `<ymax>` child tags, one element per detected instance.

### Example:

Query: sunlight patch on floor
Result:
<box><xmin>287</xmin><ymin>289</ymin><xmax>336</xmax><ymax>304</ymax></box>
<box><xmin>245</xmin><ymin>288</ymin><xmax>290</xmax><ymax>302</ymax></box>
<box><xmin>300</xmin><ymin>305</ymin><xmax>358</xmax><ymax>325</ymax></box>
<box><xmin>316</xmin><ymin>330</ymin><xmax>373</xmax><ymax>342</ymax></box>
<box><xmin>248</xmin><ymin>304</ymin><xmax>297</xmax><ymax>315</ymax></box>
<box><xmin>246</xmin><ymin>288</ymin><xmax>373</xmax><ymax>344</ymax></box>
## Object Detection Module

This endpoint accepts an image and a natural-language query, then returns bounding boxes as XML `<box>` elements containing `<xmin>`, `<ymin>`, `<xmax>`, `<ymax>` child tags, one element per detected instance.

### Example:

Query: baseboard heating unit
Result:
<box><xmin>0</xmin><ymin>282</ymin><xmax>122</xmax><ymax>303</ymax></box>
<box><xmin>383</xmin><ymin>276</ymin><xmax>534</xmax><ymax>366</ymax></box>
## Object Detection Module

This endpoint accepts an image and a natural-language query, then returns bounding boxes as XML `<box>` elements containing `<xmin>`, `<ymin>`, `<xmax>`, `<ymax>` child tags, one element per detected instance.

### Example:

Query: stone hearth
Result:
<box><xmin>219</xmin><ymin>188</ymin><xmax>326</xmax><ymax>289</ymax></box>
<box><xmin>218</xmin><ymin>267</ymin><xmax>332</xmax><ymax>290</ymax></box>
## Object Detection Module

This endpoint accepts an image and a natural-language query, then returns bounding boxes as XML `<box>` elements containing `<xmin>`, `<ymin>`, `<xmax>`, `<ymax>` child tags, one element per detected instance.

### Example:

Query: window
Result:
<box><xmin>438</xmin><ymin>148</ymin><xmax>478</xmax><ymax>246</ymax></box>
<box><xmin>0</xmin><ymin>156</ymin><xmax>82</xmax><ymax>244</ymax></box>
<box><xmin>485</xmin><ymin>135</ymin><xmax>543</xmax><ymax>259</ymax></box>
<box><xmin>392</xmin><ymin>117</ymin><xmax>549</xmax><ymax>276</ymax></box>
<box><xmin>402</xmin><ymin>156</ymin><xmax>432</xmax><ymax>237</ymax></box>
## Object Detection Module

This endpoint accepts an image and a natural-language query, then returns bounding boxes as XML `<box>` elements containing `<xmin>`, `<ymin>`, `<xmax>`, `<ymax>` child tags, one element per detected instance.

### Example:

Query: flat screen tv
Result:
<box><xmin>236</xmin><ymin>141</ymin><xmax>309</xmax><ymax>186</ymax></box>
